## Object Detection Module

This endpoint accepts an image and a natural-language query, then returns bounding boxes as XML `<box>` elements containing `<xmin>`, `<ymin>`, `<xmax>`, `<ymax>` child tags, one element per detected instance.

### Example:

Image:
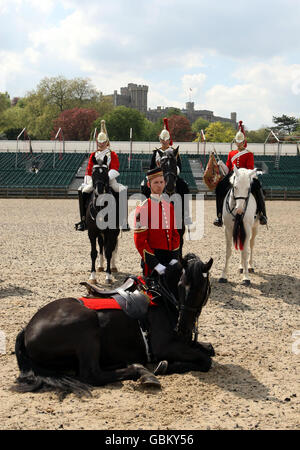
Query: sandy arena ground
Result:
<box><xmin>0</xmin><ymin>198</ymin><xmax>299</xmax><ymax>430</ymax></box>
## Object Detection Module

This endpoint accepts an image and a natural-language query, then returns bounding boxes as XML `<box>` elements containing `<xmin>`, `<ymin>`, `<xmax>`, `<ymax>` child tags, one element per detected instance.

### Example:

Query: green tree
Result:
<box><xmin>191</xmin><ymin>117</ymin><xmax>210</xmax><ymax>135</ymax></box>
<box><xmin>272</xmin><ymin>114</ymin><xmax>298</xmax><ymax>134</ymax></box>
<box><xmin>205</xmin><ymin>122</ymin><xmax>236</xmax><ymax>142</ymax></box>
<box><xmin>246</xmin><ymin>128</ymin><xmax>269</xmax><ymax>143</ymax></box>
<box><xmin>0</xmin><ymin>92</ymin><xmax>11</xmax><ymax>113</ymax></box>
<box><xmin>96</xmin><ymin>106</ymin><xmax>146</xmax><ymax>141</ymax></box>
<box><xmin>36</xmin><ymin>76</ymin><xmax>100</xmax><ymax>112</ymax></box>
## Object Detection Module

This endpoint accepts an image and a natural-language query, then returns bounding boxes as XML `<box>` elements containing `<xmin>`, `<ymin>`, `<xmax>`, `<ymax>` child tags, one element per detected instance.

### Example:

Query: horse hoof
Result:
<box><xmin>111</xmin><ymin>267</ymin><xmax>118</xmax><ymax>273</ymax></box>
<box><xmin>105</xmin><ymin>277</ymin><xmax>112</xmax><ymax>284</ymax></box>
<box><xmin>218</xmin><ymin>278</ymin><xmax>228</xmax><ymax>283</ymax></box>
<box><xmin>97</xmin><ymin>267</ymin><xmax>104</xmax><ymax>272</ymax></box>
<box><xmin>239</xmin><ymin>268</ymin><xmax>243</xmax><ymax>273</ymax></box>
<box><xmin>242</xmin><ymin>279</ymin><xmax>251</xmax><ymax>286</ymax></box>
<box><xmin>140</xmin><ymin>375</ymin><xmax>161</xmax><ymax>389</ymax></box>
<box><xmin>249</xmin><ymin>268</ymin><xmax>254</xmax><ymax>273</ymax></box>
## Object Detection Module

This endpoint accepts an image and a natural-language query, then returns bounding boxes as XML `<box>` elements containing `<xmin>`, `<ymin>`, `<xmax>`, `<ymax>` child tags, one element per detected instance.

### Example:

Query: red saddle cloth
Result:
<box><xmin>78</xmin><ymin>297</ymin><xmax>122</xmax><ymax>311</ymax></box>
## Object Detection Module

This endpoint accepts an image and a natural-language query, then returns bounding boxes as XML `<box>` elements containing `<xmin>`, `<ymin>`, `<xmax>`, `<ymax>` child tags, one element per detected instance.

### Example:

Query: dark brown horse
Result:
<box><xmin>86</xmin><ymin>156</ymin><xmax>120</xmax><ymax>284</ymax></box>
<box><xmin>13</xmin><ymin>254</ymin><xmax>214</xmax><ymax>396</ymax></box>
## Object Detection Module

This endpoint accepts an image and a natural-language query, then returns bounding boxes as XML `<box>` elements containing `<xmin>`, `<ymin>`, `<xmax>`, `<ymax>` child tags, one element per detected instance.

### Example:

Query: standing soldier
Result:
<box><xmin>213</xmin><ymin>120</ymin><xmax>268</xmax><ymax>227</ymax></box>
<box><xmin>134</xmin><ymin>167</ymin><xmax>180</xmax><ymax>277</ymax></box>
<box><xmin>75</xmin><ymin>120</ymin><xmax>126</xmax><ymax>231</ymax></box>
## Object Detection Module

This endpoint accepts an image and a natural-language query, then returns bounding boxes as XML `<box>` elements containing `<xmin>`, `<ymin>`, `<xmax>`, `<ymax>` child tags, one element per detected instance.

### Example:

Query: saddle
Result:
<box><xmin>79</xmin><ymin>277</ymin><xmax>158</xmax><ymax>320</ymax></box>
<box><xmin>80</xmin><ymin>277</ymin><xmax>136</xmax><ymax>297</ymax></box>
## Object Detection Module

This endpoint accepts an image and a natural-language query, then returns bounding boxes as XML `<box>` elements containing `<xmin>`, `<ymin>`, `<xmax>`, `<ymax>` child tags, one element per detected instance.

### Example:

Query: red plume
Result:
<box><xmin>163</xmin><ymin>117</ymin><xmax>173</xmax><ymax>146</ymax></box>
<box><xmin>238</xmin><ymin>120</ymin><xmax>247</xmax><ymax>148</ymax></box>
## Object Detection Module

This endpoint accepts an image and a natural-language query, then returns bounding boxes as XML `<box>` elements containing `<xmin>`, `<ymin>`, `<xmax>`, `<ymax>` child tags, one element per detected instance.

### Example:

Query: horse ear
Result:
<box><xmin>249</xmin><ymin>168</ymin><xmax>257</xmax><ymax>179</ymax></box>
<box><xmin>202</xmin><ymin>258</ymin><xmax>213</xmax><ymax>273</ymax></box>
<box><xmin>173</xmin><ymin>146</ymin><xmax>179</xmax><ymax>157</ymax></box>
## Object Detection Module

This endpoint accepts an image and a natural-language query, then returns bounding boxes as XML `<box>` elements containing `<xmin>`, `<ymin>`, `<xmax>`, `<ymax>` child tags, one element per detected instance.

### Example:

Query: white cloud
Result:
<box><xmin>204</xmin><ymin>59</ymin><xmax>300</xmax><ymax>128</ymax></box>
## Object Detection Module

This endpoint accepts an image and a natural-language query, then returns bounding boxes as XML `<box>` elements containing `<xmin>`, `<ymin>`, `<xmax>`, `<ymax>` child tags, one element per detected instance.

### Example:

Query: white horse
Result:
<box><xmin>219</xmin><ymin>166</ymin><xmax>259</xmax><ymax>286</ymax></box>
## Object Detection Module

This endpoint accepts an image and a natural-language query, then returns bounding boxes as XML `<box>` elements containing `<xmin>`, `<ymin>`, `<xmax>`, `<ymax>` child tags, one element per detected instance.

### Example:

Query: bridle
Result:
<box><xmin>226</xmin><ymin>175</ymin><xmax>252</xmax><ymax>219</ymax></box>
<box><xmin>177</xmin><ymin>259</ymin><xmax>211</xmax><ymax>343</ymax></box>
<box><xmin>160</xmin><ymin>154</ymin><xmax>177</xmax><ymax>195</ymax></box>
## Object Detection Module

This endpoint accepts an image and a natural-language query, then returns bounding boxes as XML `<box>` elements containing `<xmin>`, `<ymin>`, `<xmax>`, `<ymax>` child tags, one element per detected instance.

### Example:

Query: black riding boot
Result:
<box><xmin>75</xmin><ymin>190</ymin><xmax>89</xmax><ymax>231</ymax></box>
<box><xmin>213</xmin><ymin>173</ymin><xmax>231</xmax><ymax>227</ymax></box>
<box><xmin>251</xmin><ymin>179</ymin><xmax>268</xmax><ymax>225</ymax></box>
<box><xmin>213</xmin><ymin>190</ymin><xmax>224</xmax><ymax>227</ymax></box>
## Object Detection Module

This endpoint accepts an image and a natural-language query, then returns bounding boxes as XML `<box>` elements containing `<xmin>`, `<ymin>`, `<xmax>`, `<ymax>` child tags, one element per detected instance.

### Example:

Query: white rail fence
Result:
<box><xmin>0</xmin><ymin>140</ymin><xmax>299</xmax><ymax>155</ymax></box>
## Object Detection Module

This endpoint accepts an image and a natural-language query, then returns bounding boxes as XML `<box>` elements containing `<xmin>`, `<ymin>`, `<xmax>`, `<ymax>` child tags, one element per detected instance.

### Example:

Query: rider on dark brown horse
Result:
<box><xmin>75</xmin><ymin>120</ymin><xmax>127</xmax><ymax>232</ymax></box>
<box><xmin>134</xmin><ymin>167</ymin><xmax>180</xmax><ymax>278</ymax></box>
<box><xmin>213</xmin><ymin>120</ymin><xmax>268</xmax><ymax>227</ymax></box>
<box><xmin>147</xmin><ymin>118</ymin><xmax>192</xmax><ymax>225</ymax></box>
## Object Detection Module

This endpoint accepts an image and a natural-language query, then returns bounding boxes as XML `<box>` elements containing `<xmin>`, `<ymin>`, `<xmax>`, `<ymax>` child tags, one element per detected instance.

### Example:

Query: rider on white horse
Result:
<box><xmin>213</xmin><ymin>120</ymin><xmax>267</xmax><ymax>227</ymax></box>
<box><xmin>75</xmin><ymin>120</ymin><xmax>127</xmax><ymax>232</ymax></box>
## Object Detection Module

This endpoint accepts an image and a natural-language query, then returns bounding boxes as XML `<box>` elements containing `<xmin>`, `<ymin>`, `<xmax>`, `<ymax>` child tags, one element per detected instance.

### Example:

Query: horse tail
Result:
<box><xmin>233</xmin><ymin>214</ymin><xmax>246</xmax><ymax>250</ymax></box>
<box><xmin>13</xmin><ymin>329</ymin><xmax>91</xmax><ymax>397</ymax></box>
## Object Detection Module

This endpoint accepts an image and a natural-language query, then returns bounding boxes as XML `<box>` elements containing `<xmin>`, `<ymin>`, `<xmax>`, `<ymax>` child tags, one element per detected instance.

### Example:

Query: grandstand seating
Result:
<box><xmin>0</xmin><ymin>152</ymin><xmax>85</xmax><ymax>189</ymax></box>
<box><xmin>118</xmin><ymin>153</ymin><xmax>198</xmax><ymax>192</ymax></box>
<box><xmin>0</xmin><ymin>150</ymin><xmax>299</xmax><ymax>197</ymax></box>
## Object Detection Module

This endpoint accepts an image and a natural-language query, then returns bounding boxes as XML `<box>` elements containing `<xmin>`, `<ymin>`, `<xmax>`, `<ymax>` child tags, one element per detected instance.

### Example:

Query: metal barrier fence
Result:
<box><xmin>0</xmin><ymin>140</ymin><xmax>299</xmax><ymax>155</ymax></box>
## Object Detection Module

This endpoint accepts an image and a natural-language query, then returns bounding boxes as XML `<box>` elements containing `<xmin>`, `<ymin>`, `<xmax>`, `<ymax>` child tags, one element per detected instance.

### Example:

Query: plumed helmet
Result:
<box><xmin>235</xmin><ymin>120</ymin><xmax>247</xmax><ymax>147</ymax></box>
<box><xmin>159</xmin><ymin>118</ymin><xmax>173</xmax><ymax>145</ymax></box>
<box><xmin>97</xmin><ymin>120</ymin><xmax>109</xmax><ymax>144</ymax></box>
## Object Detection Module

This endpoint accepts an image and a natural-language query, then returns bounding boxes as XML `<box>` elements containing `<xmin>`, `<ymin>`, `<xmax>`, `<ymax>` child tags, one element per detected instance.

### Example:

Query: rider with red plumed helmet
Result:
<box><xmin>213</xmin><ymin>120</ymin><xmax>267</xmax><ymax>227</ymax></box>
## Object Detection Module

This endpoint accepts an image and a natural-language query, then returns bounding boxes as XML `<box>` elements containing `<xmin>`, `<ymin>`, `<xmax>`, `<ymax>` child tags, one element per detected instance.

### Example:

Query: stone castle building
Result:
<box><xmin>112</xmin><ymin>83</ymin><xmax>237</xmax><ymax>127</ymax></box>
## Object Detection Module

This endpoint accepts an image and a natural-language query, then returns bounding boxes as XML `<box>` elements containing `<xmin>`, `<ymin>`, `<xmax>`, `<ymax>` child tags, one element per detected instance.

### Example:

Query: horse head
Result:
<box><xmin>158</xmin><ymin>147</ymin><xmax>179</xmax><ymax>195</ymax></box>
<box><xmin>92</xmin><ymin>155</ymin><xmax>110</xmax><ymax>196</ymax></box>
<box><xmin>231</xmin><ymin>166</ymin><xmax>257</xmax><ymax>216</ymax></box>
<box><xmin>175</xmin><ymin>253</ymin><xmax>213</xmax><ymax>343</ymax></box>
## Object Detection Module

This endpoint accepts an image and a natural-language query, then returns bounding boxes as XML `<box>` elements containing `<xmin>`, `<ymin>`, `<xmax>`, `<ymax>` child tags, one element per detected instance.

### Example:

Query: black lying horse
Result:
<box><xmin>141</xmin><ymin>147</ymin><xmax>190</xmax><ymax>258</ymax></box>
<box><xmin>13</xmin><ymin>254</ymin><xmax>214</xmax><ymax>396</ymax></box>
<box><xmin>86</xmin><ymin>156</ymin><xmax>120</xmax><ymax>284</ymax></box>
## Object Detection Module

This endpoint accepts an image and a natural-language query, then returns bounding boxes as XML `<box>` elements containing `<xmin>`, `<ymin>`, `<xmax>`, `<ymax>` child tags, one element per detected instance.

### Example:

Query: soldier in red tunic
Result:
<box><xmin>75</xmin><ymin>120</ymin><xmax>126</xmax><ymax>231</ymax></box>
<box><xmin>134</xmin><ymin>167</ymin><xmax>180</xmax><ymax>277</ymax></box>
<box><xmin>213</xmin><ymin>120</ymin><xmax>267</xmax><ymax>227</ymax></box>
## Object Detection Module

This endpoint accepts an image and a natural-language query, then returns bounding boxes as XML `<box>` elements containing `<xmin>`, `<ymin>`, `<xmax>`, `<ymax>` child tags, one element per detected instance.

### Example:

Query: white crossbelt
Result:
<box><xmin>231</xmin><ymin>149</ymin><xmax>249</xmax><ymax>162</ymax></box>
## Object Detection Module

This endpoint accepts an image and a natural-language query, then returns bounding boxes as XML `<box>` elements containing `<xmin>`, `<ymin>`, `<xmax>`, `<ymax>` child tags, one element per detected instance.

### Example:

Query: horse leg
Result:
<box><xmin>78</xmin><ymin>350</ymin><xmax>160</xmax><ymax>387</ymax></box>
<box><xmin>219</xmin><ymin>227</ymin><xmax>232</xmax><ymax>283</ymax></box>
<box><xmin>89</xmin><ymin>235</ymin><xmax>98</xmax><ymax>284</ymax></box>
<box><xmin>111</xmin><ymin>242</ymin><xmax>118</xmax><ymax>273</ymax></box>
<box><xmin>241</xmin><ymin>237</ymin><xmax>251</xmax><ymax>285</ymax></box>
<box><xmin>249</xmin><ymin>223</ymin><xmax>258</xmax><ymax>273</ymax></box>
<box><xmin>97</xmin><ymin>235</ymin><xmax>104</xmax><ymax>272</ymax></box>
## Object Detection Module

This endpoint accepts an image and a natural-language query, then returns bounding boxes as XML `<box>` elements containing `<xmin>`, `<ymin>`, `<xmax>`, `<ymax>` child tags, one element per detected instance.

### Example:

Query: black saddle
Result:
<box><xmin>80</xmin><ymin>277</ymin><xmax>151</xmax><ymax>320</ymax></box>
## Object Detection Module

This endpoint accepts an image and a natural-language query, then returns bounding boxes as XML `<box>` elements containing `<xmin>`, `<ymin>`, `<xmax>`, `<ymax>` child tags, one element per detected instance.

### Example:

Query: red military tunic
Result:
<box><xmin>85</xmin><ymin>148</ymin><xmax>119</xmax><ymax>177</ymax></box>
<box><xmin>134</xmin><ymin>195</ymin><xmax>180</xmax><ymax>276</ymax></box>
<box><xmin>226</xmin><ymin>148</ymin><xmax>254</xmax><ymax>172</ymax></box>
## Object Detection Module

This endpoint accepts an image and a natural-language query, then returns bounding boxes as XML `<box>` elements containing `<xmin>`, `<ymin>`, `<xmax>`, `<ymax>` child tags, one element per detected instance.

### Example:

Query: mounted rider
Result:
<box><xmin>134</xmin><ymin>167</ymin><xmax>180</xmax><ymax>278</ymax></box>
<box><xmin>213</xmin><ymin>120</ymin><xmax>268</xmax><ymax>227</ymax></box>
<box><xmin>75</xmin><ymin>120</ymin><xmax>126</xmax><ymax>231</ymax></box>
<box><xmin>142</xmin><ymin>117</ymin><xmax>192</xmax><ymax>225</ymax></box>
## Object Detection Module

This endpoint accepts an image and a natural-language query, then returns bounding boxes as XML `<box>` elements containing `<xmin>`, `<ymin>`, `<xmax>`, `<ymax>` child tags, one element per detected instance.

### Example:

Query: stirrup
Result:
<box><xmin>213</xmin><ymin>217</ymin><xmax>223</xmax><ymax>227</ymax></box>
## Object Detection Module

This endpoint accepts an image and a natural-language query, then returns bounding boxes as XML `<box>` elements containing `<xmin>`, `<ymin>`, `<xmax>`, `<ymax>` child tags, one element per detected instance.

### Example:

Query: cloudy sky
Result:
<box><xmin>1</xmin><ymin>0</ymin><xmax>300</xmax><ymax>129</ymax></box>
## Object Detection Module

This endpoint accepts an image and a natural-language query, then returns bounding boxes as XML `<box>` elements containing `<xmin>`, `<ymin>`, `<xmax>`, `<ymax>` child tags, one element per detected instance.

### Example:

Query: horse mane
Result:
<box><xmin>182</xmin><ymin>253</ymin><xmax>203</xmax><ymax>284</ymax></box>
